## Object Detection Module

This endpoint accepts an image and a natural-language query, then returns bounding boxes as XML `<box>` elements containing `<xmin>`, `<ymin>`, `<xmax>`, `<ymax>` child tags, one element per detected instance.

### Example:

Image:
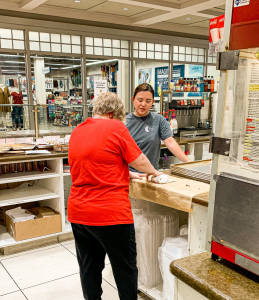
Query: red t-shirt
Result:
<box><xmin>68</xmin><ymin>118</ymin><xmax>142</xmax><ymax>226</ymax></box>
<box><xmin>11</xmin><ymin>92</ymin><xmax>23</xmax><ymax>105</ymax></box>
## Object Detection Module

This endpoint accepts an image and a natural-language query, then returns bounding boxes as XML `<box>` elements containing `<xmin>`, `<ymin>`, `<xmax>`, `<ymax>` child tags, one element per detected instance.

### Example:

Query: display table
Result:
<box><xmin>170</xmin><ymin>251</ymin><xmax>259</xmax><ymax>300</ymax></box>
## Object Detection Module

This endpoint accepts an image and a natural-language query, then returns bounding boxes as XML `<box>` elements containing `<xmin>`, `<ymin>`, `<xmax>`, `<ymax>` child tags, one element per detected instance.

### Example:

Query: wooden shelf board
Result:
<box><xmin>0</xmin><ymin>225</ymin><xmax>62</xmax><ymax>248</ymax></box>
<box><xmin>0</xmin><ymin>186</ymin><xmax>59</xmax><ymax>207</ymax></box>
<box><xmin>138</xmin><ymin>283</ymin><xmax>163</xmax><ymax>300</ymax></box>
<box><xmin>0</xmin><ymin>171</ymin><xmax>60</xmax><ymax>184</ymax></box>
<box><xmin>63</xmin><ymin>173</ymin><xmax>71</xmax><ymax>177</ymax></box>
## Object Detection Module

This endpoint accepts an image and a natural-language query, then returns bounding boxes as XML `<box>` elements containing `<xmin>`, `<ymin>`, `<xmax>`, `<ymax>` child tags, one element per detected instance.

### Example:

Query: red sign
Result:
<box><xmin>230</xmin><ymin>0</ymin><xmax>259</xmax><ymax>50</ymax></box>
<box><xmin>209</xmin><ymin>14</ymin><xmax>225</xmax><ymax>55</ymax></box>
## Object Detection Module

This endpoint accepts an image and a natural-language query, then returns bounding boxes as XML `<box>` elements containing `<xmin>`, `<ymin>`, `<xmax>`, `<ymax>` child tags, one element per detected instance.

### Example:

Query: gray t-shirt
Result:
<box><xmin>126</xmin><ymin>112</ymin><xmax>173</xmax><ymax>172</ymax></box>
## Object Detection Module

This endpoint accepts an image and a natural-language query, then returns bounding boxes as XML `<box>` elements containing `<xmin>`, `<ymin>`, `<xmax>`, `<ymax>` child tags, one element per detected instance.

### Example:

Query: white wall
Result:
<box><xmin>86</xmin><ymin>60</ymin><xmax>129</xmax><ymax>109</ymax></box>
<box><xmin>34</xmin><ymin>58</ymin><xmax>46</xmax><ymax>104</ymax></box>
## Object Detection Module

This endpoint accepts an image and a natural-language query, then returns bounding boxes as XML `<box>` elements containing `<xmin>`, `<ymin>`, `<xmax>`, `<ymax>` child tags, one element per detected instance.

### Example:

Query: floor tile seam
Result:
<box><xmin>21</xmin><ymin>272</ymin><xmax>80</xmax><ymax>291</ymax></box>
<box><xmin>102</xmin><ymin>278</ymin><xmax>118</xmax><ymax>291</ymax></box>
<box><xmin>60</xmin><ymin>242</ymin><xmax>77</xmax><ymax>257</ymax></box>
<box><xmin>0</xmin><ymin>244</ymin><xmax>61</xmax><ymax>262</ymax></box>
<box><xmin>20</xmin><ymin>290</ymin><xmax>29</xmax><ymax>300</ymax></box>
<box><xmin>58</xmin><ymin>240</ymin><xmax>74</xmax><ymax>246</ymax></box>
<box><xmin>0</xmin><ymin>290</ymin><xmax>21</xmax><ymax>297</ymax></box>
<box><xmin>102</xmin><ymin>278</ymin><xmax>146</xmax><ymax>299</ymax></box>
<box><xmin>0</xmin><ymin>261</ymin><xmax>21</xmax><ymax>294</ymax></box>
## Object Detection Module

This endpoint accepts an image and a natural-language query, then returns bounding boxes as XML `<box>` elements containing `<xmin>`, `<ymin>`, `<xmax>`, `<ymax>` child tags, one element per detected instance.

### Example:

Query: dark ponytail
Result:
<box><xmin>134</xmin><ymin>83</ymin><xmax>154</xmax><ymax>99</ymax></box>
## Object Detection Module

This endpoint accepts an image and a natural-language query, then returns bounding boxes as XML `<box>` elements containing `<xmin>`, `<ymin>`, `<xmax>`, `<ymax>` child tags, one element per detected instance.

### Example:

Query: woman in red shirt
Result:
<box><xmin>68</xmin><ymin>92</ymin><xmax>162</xmax><ymax>300</ymax></box>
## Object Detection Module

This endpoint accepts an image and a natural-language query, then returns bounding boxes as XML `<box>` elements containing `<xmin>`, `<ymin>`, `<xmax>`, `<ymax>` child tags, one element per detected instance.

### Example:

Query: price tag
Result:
<box><xmin>58</xmin><ymin>138</ymin><xmax>66</xmax><ymax>143</ymax></box>
<box><xmin>24</xmin><ymin>137</ymin><xmax>34</xmax><ymax>143</ymax></box>
<box><xmin>36</xmin><ymin>138</ymin><xmax>46</xmax><ymax>144</ymax></box>
<box><xmin>51</xmin><ymin>136</ymin><xmax>60</xmax><ymax>141</ymax></box>
<box><xmin>6</xmin><ymin>138</ymin><xmax>15</xmax><ymax>144</ymax></box>
<box><xmin>14</xmin><ymin>138</ymin><xmax>25</xmax><ymax>143</ymax></box>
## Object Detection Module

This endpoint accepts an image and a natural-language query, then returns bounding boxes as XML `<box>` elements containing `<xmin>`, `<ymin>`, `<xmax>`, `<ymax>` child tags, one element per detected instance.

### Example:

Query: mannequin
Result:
<box><xmin>11</xmin><ymin>88</ymin><xmax>23</xmax><ymax>130</ymax></box>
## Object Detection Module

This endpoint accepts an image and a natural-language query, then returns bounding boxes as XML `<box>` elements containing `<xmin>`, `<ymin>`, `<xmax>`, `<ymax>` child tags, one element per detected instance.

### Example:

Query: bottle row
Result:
<box><xmin>170</xmin><ymin>76</ymin><xmax>215</xmax><ymax>93</ymax></box>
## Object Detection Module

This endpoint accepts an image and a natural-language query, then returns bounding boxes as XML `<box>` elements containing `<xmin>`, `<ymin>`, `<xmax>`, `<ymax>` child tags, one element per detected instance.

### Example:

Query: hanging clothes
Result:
<box><xmin>13</xmin><ymin>79</ymin><xmax>18</xmax><ymax>88</ymax></box>
<box><xmin>53</xmin><ymin>80</ymin><xmax>59</xmax><ymax>88</ymax></box>
<box><xmin>9</xmin><ymin>79</ymin><xmax>14</xmax><ymax>87</ymax></box>
<box><xmin>0</xmin><ymin>87</ymin><xmax>11</xmax><ymax>113</ymax></box>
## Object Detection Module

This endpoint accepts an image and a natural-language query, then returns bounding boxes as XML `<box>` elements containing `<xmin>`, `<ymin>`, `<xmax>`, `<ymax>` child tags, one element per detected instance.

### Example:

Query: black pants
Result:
<box><xmin>72</xmin><ymin>223</ymin><xmax>138</xmax><ymax>300</ymax></box>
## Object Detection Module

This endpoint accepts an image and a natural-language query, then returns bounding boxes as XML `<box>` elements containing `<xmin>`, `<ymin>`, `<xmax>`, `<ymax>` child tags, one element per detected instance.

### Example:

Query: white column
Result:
<box><xmin>34</xmin><ymin>58</ymin><xmax>46</xmax><ymax>104</ymax></box>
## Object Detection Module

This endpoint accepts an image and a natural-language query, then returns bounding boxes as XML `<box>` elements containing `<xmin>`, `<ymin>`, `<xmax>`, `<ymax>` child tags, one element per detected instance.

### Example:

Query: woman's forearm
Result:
<box><xmin>164</xmin><ymin>137</ymin><xmax>191</xmax><ymax>162</ymax></box>
<box><xmin>130</xmin><ymin>154</ymin><xmax>160</xmax><ymax>175</ymax></box>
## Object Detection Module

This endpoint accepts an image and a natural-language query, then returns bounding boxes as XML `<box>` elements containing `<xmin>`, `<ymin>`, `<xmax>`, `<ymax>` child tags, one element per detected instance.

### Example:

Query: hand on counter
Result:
<box><xmin>129</xmin><ymin>171</ymin><xmax>147</xmax><ymax>180</ymax></box>
<box><xmin>147</xmin><ymin>170</ymin><xmax>164</xmax><ymax>180</ymax></box>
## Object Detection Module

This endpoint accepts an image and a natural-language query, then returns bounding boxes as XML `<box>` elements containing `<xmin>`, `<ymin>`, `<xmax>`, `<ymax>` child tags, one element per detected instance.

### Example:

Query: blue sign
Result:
<box><xmin>188</xmin><ymin>65</ymin><xmax>204</xmax><ymax>78</ymax></box>
<box><xmin>173</xmin><ymin>65</ymin><xmax>185</xmax><ymax>80</ymax></box>
<box><xmin>155</xmin><ymin>66</ymin><xmax>168</xmax><ymax>98</ymax></box>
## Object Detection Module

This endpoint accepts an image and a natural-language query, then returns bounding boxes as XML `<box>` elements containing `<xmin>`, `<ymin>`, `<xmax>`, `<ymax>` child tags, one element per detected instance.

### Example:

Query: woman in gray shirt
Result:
<box><xmin>127</xmin><ymin>83</ymin><xmax>190</xmax><ymax>179</ymax></box>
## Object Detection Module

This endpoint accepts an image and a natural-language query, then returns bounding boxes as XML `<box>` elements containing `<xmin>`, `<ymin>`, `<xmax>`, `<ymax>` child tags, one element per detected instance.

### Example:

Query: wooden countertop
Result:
<box><xmin>161</xmin><ymin>137</ymin><xmax>210</xmax><ymax>148</ymax></box>
<box><xmin>130</xmin><ymin>170</ymin><xmax>210</xmax><ymax>213</ymax></box>
<box><xmin>192</xmin><ymin>191</ymin><xmax>209</xmax><ymax>207</ymax></box>
<box><xmin>170</xmin><ymin>251</ymin><xmax>259</xmax><ymax>300</ymax></box>
<box><xmin>0</xmin><ymin>151</ymin><xmax>68</xmax><ymax>163</ymax></box>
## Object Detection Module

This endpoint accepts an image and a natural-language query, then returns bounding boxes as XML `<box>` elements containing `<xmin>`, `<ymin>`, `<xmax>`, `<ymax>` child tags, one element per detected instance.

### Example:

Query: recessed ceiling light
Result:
<box><xmin>122</xmin><ymin>8</ymin><xmax>129</xmax><ymax>10</ymax></box>
<box><xmin>185</xmin><ymin>18</ymin><xmax>191</xmax><ymax>21</ymax></box>
<box><xmin>73</xmin><ymin>0</ymin><xmax>81</xmax><ymax>2</ymax></box>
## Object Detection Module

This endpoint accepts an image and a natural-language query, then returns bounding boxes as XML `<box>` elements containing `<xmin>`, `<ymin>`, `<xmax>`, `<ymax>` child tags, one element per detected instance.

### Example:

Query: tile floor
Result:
<box><xmin>0</xmin><ymin>240</ymin><xmax>152</xmax><ymax>300</ymax></box>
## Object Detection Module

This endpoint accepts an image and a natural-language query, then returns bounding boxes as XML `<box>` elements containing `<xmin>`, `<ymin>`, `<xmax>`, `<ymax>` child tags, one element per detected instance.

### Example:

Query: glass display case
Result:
<box><xmin>217</xmin><ymin>51</ymin><xmax>259</xmax><ymax>181</ymax></box>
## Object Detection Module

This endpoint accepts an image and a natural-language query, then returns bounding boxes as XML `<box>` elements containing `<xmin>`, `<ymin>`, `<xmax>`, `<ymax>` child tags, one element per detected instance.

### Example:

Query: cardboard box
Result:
<box><xmin>6</xmin><ymin>210</ymin><xmax>62</xmax><ymax>241</ymax></box>
<box><xmin>0</xmin><ymin>203</ymin><xmax>36</xmax><ymax>226</ymax></box>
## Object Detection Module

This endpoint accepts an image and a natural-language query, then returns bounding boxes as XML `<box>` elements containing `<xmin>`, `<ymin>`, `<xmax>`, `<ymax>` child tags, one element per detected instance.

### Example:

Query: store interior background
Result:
<box><xmin>0</xmin><ymin>0</ymin><xmax>225</xmax><ymax>138</ymax></box>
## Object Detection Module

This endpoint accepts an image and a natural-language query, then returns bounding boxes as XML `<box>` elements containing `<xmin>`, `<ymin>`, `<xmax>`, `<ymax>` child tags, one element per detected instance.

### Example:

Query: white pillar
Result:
<box><xmin>34</xmin><ymin>58</ymin><xmax>46</xmax><ymax>104</ymax></box>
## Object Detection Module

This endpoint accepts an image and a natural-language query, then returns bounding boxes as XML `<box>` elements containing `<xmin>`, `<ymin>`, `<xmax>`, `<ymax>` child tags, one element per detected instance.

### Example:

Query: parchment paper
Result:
<box><xmin>129</xmin><ymin>174</ymin><xmax>210</xmax><ymax>213</ymax></box>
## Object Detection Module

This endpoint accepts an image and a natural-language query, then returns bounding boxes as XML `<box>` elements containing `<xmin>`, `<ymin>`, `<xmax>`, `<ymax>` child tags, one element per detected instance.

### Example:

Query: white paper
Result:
<box><xmin>234</xmin><ymin>0</ymin><xmax>250</xmax><ymax>7</ymax></box>
<box><xmin>25</xmin><ymin>150</ymin><xmax>51</xmax><ymax>155</ymax></box>
<box><xmin>94</xmin><ymin>79</ymin><xmax>108</xmax><ymax>100</ymax></box>
<box><xmin>65</xmin><ymin>135</ymin><xmax>71</xmax><ymax>143</ymax></box>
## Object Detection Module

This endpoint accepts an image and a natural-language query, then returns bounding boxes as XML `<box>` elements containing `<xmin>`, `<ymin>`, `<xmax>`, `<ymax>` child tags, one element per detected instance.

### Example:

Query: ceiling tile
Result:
<box><xmin>166</xmin><ymin>14</ymin><xmax>208</xmax><ymax>25</ymax></box>
<box><xmin>163</xmin><ymin>0</ymin><xmax>191</xmax><ymax>3</ymax></box>
<box><xmin>0</xmin><ymin>0</ymin><xmax>20</xmax><ymax>2</ymax></box>
<box><xmin>44</xmin><ymin>0</ymin><xmax>106</xmax><ymax>10</ymax></box>
<box><xmin>87</xmin><ymin>1</ymin><xmax>156</xmax><ymax>17</ymax></box>
<box><xmin>189</xmin><ymin>20</ymin><xmax>209</xmax><ymax>29</ymax></box>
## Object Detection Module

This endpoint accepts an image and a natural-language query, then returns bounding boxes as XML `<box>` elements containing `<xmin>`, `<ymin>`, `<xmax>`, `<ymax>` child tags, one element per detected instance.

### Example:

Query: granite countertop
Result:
<box><xmin>171</xmin><ymin>251</ymin><xmax>259</xmax><ymax>300</ymax></box>
<box><xmin>0</xmin><ymin>151</ymin><xmax>68</xmax><ymax>163</ymax></box>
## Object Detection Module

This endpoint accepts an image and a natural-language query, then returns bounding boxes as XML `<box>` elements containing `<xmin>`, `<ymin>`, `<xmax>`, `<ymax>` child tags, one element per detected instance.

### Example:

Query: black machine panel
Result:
<box><xmin>212</xmin><ymin>173</ymin><xmax>259</xmax><ymax>257</ymax></box>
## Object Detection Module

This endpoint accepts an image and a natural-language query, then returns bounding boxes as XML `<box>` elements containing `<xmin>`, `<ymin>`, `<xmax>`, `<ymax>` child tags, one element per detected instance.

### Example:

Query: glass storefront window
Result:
<box><xmin>86</xmin><ymin>58</ymin><xmax>130</xmax><ymax>115</ymax></box>
<box><xmin>0</xmin><ymin>52</ymin><xmax>30</xmax><ymax>138</ymax></box>
<box><xmin>30</xmin><ymin>55</ymin><xmax>83</xmax><ymax>136</ymax></box>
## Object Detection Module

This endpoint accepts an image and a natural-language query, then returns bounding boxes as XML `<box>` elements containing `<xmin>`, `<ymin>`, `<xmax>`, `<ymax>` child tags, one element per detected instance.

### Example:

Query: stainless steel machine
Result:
<box><xmin>207</xmin><ymin>0</ymin><xmax>259</xmax><ymax>276</ymax></box>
